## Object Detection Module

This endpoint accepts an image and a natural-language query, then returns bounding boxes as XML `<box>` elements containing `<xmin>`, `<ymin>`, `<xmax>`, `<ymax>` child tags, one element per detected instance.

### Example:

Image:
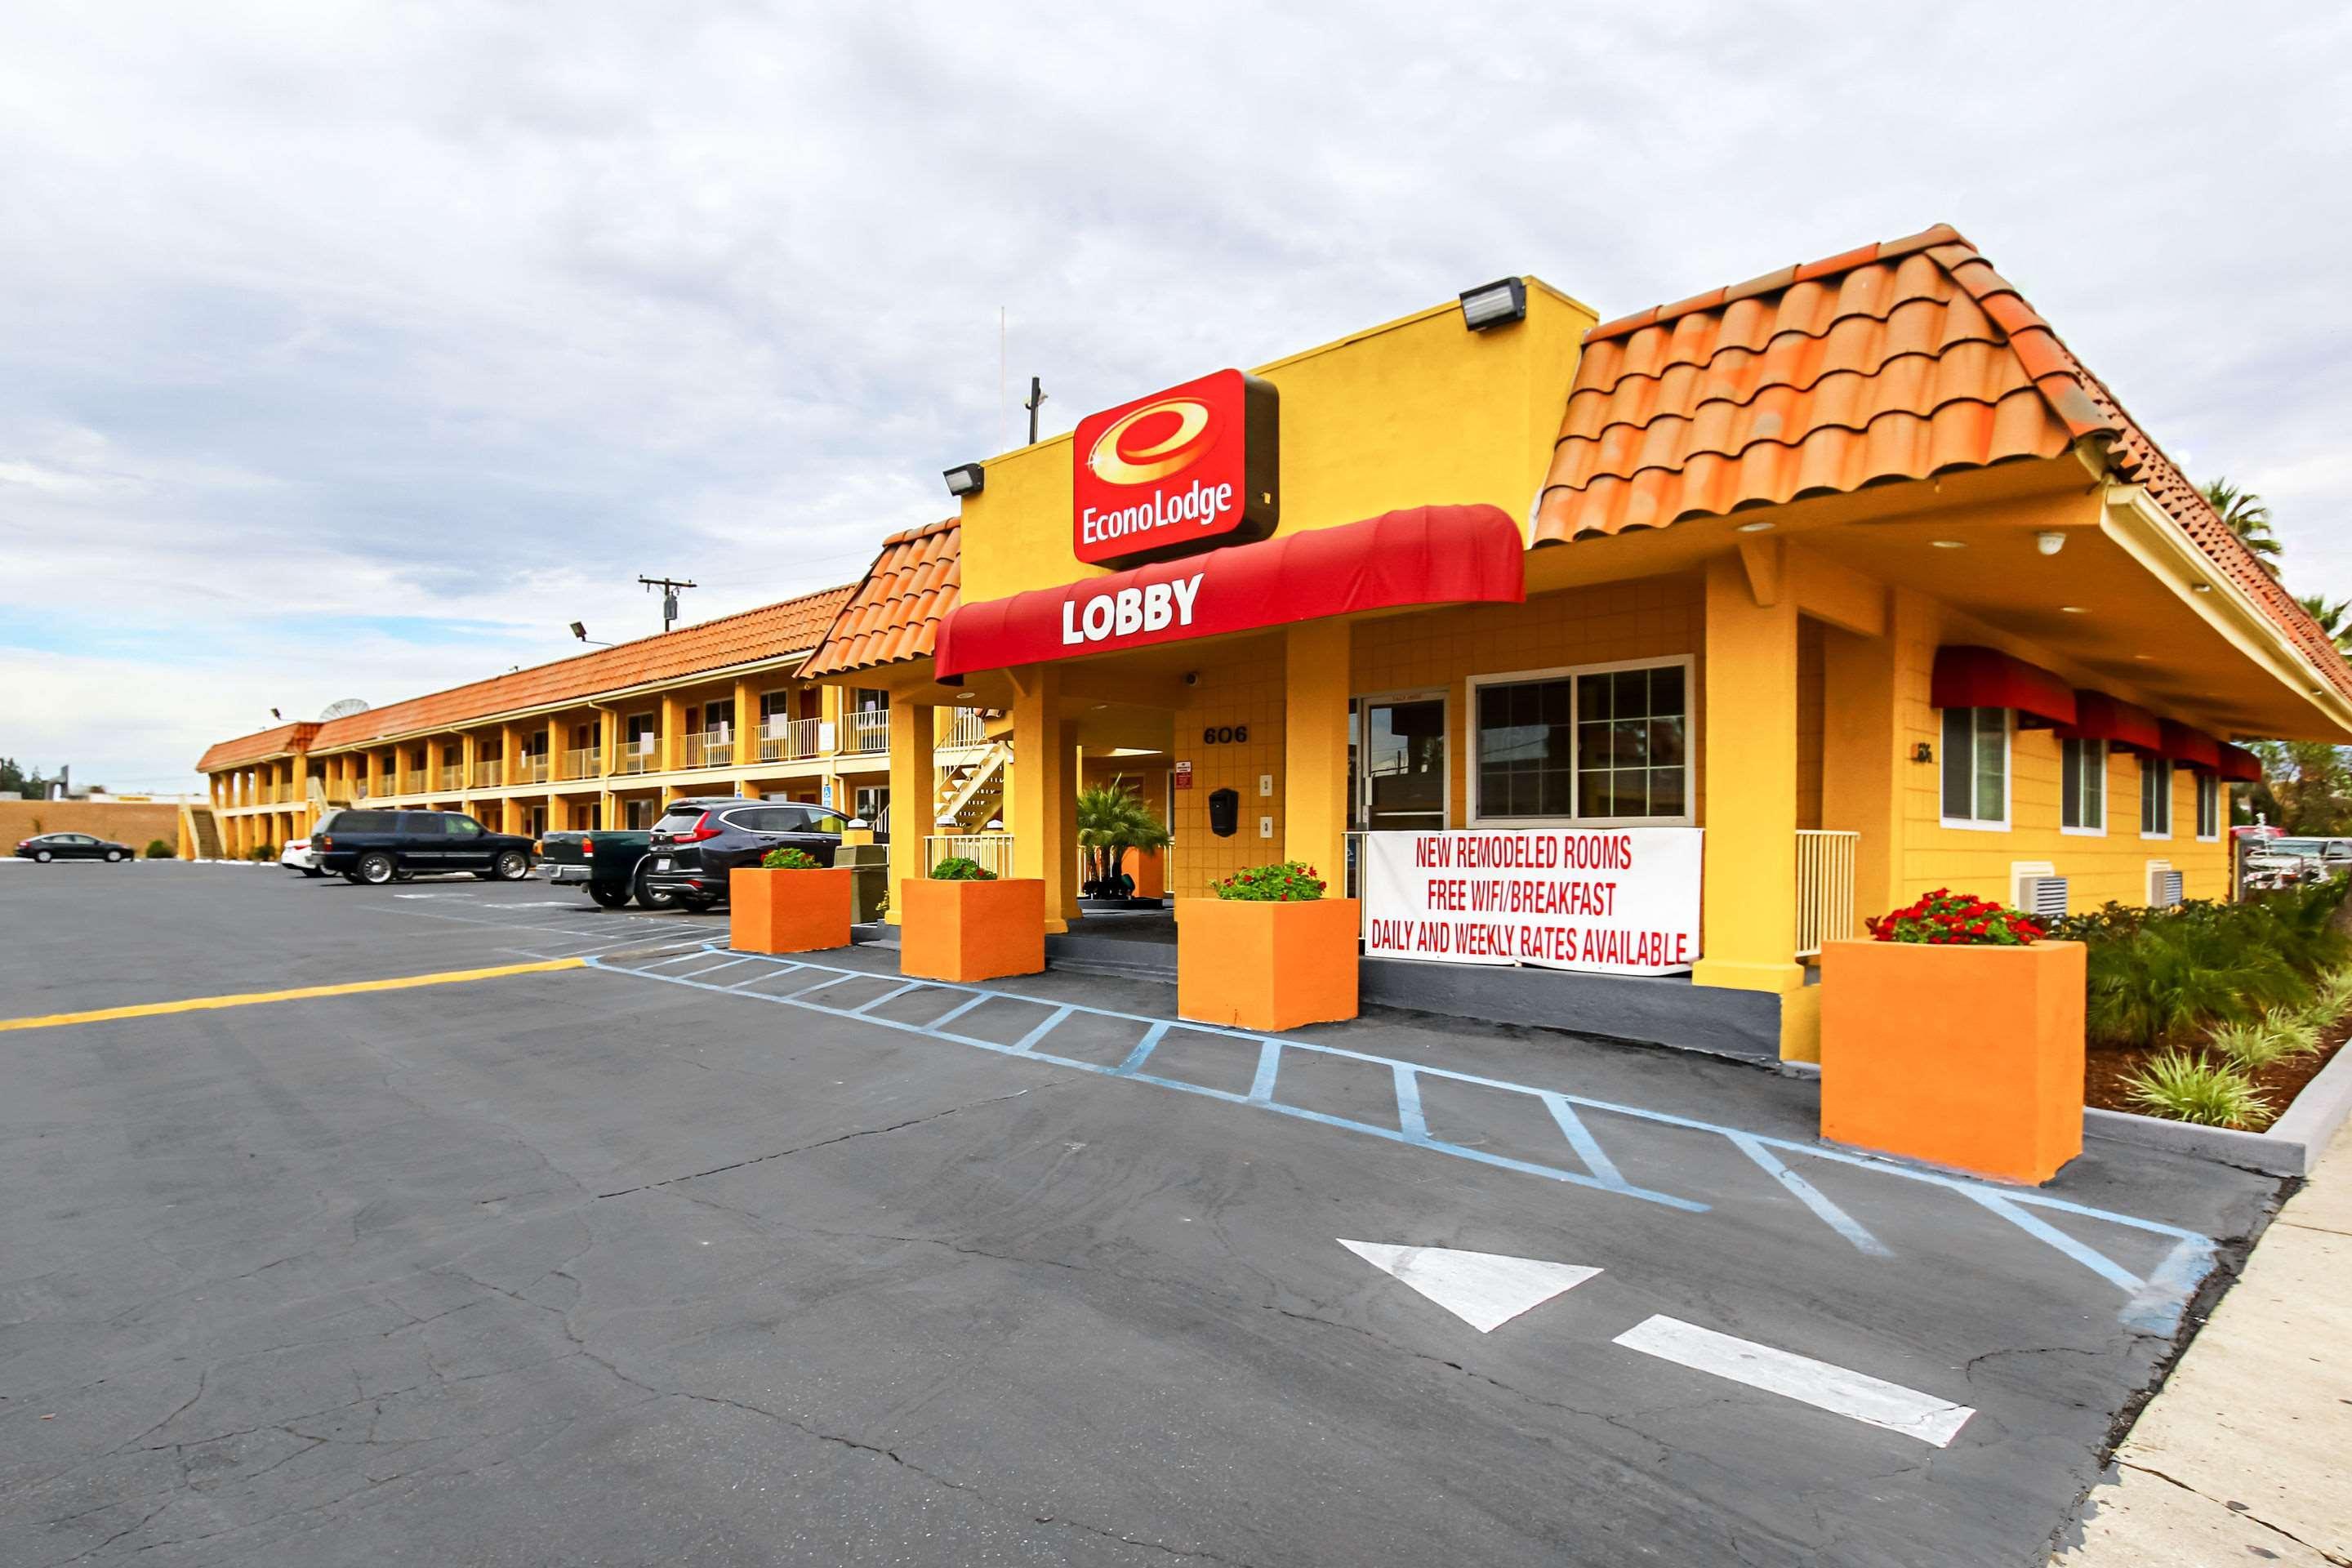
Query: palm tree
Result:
<box><xmin>1076</xmin><ymin>778</ymin><xmax>1172</xmax><ymax>902</ymax></box>
<box><xmin>2201</xmin><ymin>478</ymin><xmax>2282</xmax><ymax>574</ymax></box>
<box><xmin>2297</xmin><ymin>592</ymin><xmax>2352</xmax><ymax>654</ymax></box>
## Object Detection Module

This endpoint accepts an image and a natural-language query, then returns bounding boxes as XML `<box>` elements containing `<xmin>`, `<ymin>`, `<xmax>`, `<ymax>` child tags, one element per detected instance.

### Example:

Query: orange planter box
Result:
<box><xmin>899</xmin><ymin>878</ymin><xmax>1045</xmax><ymax>982</ymax></box>
<box><xmin>1819</xmin><ymin>938</ymin><xmax>2087</xmax><ymax>1184</ymax></box>
<box><xmin>728</xmin><ymin>866</ymin><xmax>853</xmax><ymax>955</ymax></box>
<box><xmin>1176</xmin><ymin>896</ymin><xmax>1361</xmax><ymax>1032</ymax></box>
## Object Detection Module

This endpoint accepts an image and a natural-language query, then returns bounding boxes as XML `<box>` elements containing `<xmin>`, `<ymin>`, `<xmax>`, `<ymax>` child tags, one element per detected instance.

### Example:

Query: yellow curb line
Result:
<box><xmin>0</xmin><ymin>957</ymin><xmax>587</xmax><ymax>1033</ymax></box>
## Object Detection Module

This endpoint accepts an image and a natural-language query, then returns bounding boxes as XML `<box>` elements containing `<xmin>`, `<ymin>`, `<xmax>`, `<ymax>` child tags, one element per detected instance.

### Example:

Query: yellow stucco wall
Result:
<box><xmin>955</xmin><ymin>283</ymin><xmax>1597</xmax><ymax>607</ymax></box>
<box><xmin>1166</xmin><ymin>635</ymin><xmax>1290</xmax><ymax>898</ymax></box>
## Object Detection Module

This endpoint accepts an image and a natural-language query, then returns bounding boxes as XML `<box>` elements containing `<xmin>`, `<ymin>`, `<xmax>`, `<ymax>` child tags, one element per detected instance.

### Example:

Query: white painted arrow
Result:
<box><xmin>1339</xmin><ymin>1240</ymin><xmax>1601</xmax><ymax>1332</ymax></box>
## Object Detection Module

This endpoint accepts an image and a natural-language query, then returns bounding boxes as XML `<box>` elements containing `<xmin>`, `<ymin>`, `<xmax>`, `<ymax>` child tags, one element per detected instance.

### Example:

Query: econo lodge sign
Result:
<box><xmin>1072</xmin><ymin>368</ymin><xmax>1279</xmax><ymax>568</ymax></box>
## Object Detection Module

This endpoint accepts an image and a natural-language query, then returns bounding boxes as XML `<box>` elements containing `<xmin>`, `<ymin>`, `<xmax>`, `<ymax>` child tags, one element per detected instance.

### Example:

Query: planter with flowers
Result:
<box><xmin>899</xmin><ymin>856</ymin><xmax>1044</xmax><ymax>982</ymax></box>
<box><xmin>1177</xmin><ymin>861</ymin><xmax>1360</xmax><ymax>1032</ymax></box>
<box><xmin>1820</xmin><ymin>889</ymin><xmax>2084</xmax><ymax>1184</ymax></box>
<box><xmin>730</xmin><ymin>847</ymin><xmax>855</xmax><ymax>955</ymax></box>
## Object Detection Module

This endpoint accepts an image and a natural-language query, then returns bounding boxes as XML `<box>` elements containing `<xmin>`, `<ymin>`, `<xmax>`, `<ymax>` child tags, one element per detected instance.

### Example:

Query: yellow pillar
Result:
<box><xmin>1285</xmin><ymin>620</ymin><xmax>1352</xmax><ymax>886</ymax></box>
<box><xmin>885</xmin><ymin>699</ymin><xmax>937</xmax><ymax>924</ymax></box>
<box><xmin>461</xmin><ymin>732</ymin><xmax>479</xmax><ymax>795</ymax></box>
<box><xmin>660</xmin><ymin>693</ymin><xmax>685</xmax><ymax>773</ymax></box>
<box><xmin>546</xmin><ymin>790</ymin><xmax>563</xmax><ymax>831</ymax></box>
<box><xmin>1692</xmin><ymin>553</ymin><xmax>1807</xmax><ymax>1039</ymax></box>
<box><xmin>1010</xmin><ymin>665</ymin><xmax>1079</xmax><ymax>932</ymax></box>
<box><xmin>599</xmin><ymin>709</ymin><xmax>620</xmax><ymax>778</ymax></box>
<box><xmin>733</xmin><ymin>676</ymin><xmax>756</xmax><ymax>770</ymax></box>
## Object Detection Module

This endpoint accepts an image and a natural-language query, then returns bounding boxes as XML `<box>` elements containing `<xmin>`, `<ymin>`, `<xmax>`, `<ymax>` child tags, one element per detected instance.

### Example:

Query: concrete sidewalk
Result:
<box><xmin>2056</xmin><ymin>1120</ymin><xmax>2352</xmax><ymax>1566</ymax></box>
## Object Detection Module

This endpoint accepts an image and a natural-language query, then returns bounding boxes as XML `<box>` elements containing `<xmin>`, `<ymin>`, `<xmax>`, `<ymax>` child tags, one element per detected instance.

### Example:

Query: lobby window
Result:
<box><xmin>1469</xmin><ymin>658</ymin><xmax>1689</xmax><ymax>825</ymax></box>
<box><xmin>2060</xmin><ymin>737</ymin><xmax>2105</xmax><ymax>833</ymax></box>
<box><xmin>2140</xmin><ymin>755</ymin><xmax>2172</xmax><ymax>837</ymax></box>
<box><xmin>2196</xmin><ymin>773</ymin><xmax>2221</xmax><ymax>840</ymax></box>
<box><xmin>1939</xmin><ymin>707</ymin><xmax>2007</xmax><ymax>827</ymax></box>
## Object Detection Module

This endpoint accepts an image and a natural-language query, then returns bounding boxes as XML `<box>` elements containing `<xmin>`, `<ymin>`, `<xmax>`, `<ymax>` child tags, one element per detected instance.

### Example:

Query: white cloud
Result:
<box><xmin>2</xmin><ymin>0</ymin><xmax>2349</xmax><ymax>785</ymax></box>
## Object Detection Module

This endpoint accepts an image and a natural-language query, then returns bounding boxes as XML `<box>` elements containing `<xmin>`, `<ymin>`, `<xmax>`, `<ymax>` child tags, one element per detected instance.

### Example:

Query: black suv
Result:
<box><xmin>314</xmin><ymin>808</ymin><xmax>537</xmax><ymax>885</ymax></box>
<box><xmin>640</xmin><ymin>797</ymin><xmax>871</xmax><ymax>911</ymax></box>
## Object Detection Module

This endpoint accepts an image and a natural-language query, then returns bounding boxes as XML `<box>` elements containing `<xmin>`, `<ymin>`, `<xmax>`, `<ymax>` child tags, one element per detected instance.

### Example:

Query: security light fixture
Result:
<box><xmin>1735</xmin><ymin>519</ymin><xmax>1775</xmax><ymax>533</ymax></box>
<box><xmin>2036</xmin><ymin>531</ymin><xmax>2067</xmax><ymax>556</ymax></box>
<box><xmin>1931</xmin><ymin>539</ymin><xmax>1967</xmax><ymax>550</ymax></box>
<box><xmin>2060</xmin><ymin>605</ymin><xmax>2087</xmax><ymax>614</ymax></box>
<box><xmin>1458</xmin><ymin>277</ymin><xmax>1527</xmax><ymax>332</ymax></box>
<box><xmin>270</xmin><ymin>707</ymin><xmax>283</xmax><ymax>720</ymax></box>
<box><xmin>569</xmin><ymin>621</ymin><xmax>614</xmax><ymax>648</ymax></box>
<box><xmin>943</xmin><ymin>462</ymin><xmax>987</xmax><ymax>498</ymax></box>
<box><xmin>2192</xmin><ymin>582</ymin><xmax>2213</xmax><ymax>594</ymax></box>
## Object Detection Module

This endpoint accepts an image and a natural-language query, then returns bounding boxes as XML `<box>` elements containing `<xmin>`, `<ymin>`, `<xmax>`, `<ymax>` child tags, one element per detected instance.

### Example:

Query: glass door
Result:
<box><xmin>1358</xmin><ymin>694</ymin><xmax>1447</xmax><ymax>831</ymax></box>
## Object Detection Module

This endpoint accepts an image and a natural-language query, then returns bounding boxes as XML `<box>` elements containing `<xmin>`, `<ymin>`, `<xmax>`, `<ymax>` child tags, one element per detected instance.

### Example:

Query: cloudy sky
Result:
<box><xmin>2</xmin><ymin>2</ymin><xmax>2347</xmax><ymax>791</ymax></box>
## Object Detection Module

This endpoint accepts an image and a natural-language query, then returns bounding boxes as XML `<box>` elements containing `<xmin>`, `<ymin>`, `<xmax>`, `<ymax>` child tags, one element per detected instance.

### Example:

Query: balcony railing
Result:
<box><xmin>560</xmin><ymin>746</ymin><xmax>600</xmax><ymax>782</ymax></box>
<box><xmin>439</xmin><ymin>766</ymin><xmax>462</xmax><ymax>792</ymax></box>
<box><xmin>1795</xmin><ymin>830</ymin><xmax>1860</xmax><ymax>959</ymax></box>
<box><xmin>924</xmin><ymin>833</ymin><xmax>1016</xmax><ymax>880</ymax></box>
<box><xmin>479</xmin><ymin>760</ymin><xmax>503</xmax><ymax>789</ymax></box>
<box><xmin>759</xmin><ymin>717</ymin><xmax>823</xmax><ymax>763</ymax></box>
<box><xmin>685</xmin><ymin>729</ymin><xmax>735</xmax><ymax>768</ymax></box>
<box><xmin>614</xmin><ymin>739</ymin><xmax>659</xmax><ymax>776</ymax></box>
<box><xmin>354</xmin><ymin>782</ymin><xmax>370</xmax><ymax>800</ymax></box>
<box><xmin>518</xmin><ymin>755</ymin><xmax>550</xmax><ymax>785</ymax></box>
<box><xmin>942</xmin><ymin>707</ymin><xmax>988</xmax><ymax>750</ymax></box>
<box><xmin>844</xmin><ymin>710</ymin><xmax>890</xmax><ymax>755</ymax></box>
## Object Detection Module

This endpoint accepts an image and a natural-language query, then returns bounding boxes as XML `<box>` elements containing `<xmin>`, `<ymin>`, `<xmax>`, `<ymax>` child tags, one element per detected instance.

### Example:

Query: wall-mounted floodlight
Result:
<box><xmin>1459</xmin><ymin>277</ymin><xmax>1527</xmax><ymax>331</ymax></box>
<box><xmin>943</xmin><ymin>462</ymin><xmax>987</xmax><ymax>498</ymax></box>
<box><xmin>569</xmin><ymin>621</ymin><xmax>613</xmax><ymax>648</ymax></box>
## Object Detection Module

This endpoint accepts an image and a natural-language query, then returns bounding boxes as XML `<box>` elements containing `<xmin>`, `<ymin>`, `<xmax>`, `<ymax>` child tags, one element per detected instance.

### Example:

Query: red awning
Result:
<box><xmin>2159</xmin><ymin>719</ymin><xmax>2221</xmax><ymax>771</ymax></box>
<box><xmin>2216</xmin><ymin>742</ymin><xmax>2264</xmax><ymax>783</ymax></box>
<box><xmin>2056</xmin><ymin>690</ymin><xmax>2163</xmax><ymax>754</ymax></box>
<box><xmin>933</xmin><ymin>504</ymin><xmax>1526</xmax><ymax>681</ymax></box>
<box><xmin>1929</xmin><ymin>646</ymin><xmax>2077</xmax><ymax>728</ymax></box>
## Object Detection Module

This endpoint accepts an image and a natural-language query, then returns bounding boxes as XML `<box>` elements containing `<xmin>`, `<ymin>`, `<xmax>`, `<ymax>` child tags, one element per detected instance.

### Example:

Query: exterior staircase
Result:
<box><xmin>934</xmin><ymin>740</ymin><xmax>1009</xmax><ymax>831</ymax></box>
<box><xmin>180</xmin><ymin>804</ymin><xmax>223</xmax><ymax>859</ymax></box>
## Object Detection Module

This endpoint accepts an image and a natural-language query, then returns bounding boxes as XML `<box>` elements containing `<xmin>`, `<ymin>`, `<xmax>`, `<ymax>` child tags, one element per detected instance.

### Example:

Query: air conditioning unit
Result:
<box><xmin>2147</xmin><ymin>861</ymin><xmax>2184</xmax><ymax>907</ymax></box>
<box><xmin>2017</xmin><ymin>875</ymin><xmax>2069</xmax><ymax>919</ymax></box>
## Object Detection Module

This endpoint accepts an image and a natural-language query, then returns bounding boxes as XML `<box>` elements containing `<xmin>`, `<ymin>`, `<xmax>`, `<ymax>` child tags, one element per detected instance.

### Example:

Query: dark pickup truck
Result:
<box><xmin>538</xmin><ymin>829</ymin><xmax>675</xmax><ymax>910</ymax></box>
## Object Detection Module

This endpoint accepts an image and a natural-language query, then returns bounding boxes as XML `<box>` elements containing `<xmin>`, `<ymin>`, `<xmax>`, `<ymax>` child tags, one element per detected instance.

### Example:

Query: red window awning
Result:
<box><xmin>2056</xmin><ymin>690</ymin><xmax>2163</xmax><ymax>754</ymax></box>
<box><xmin>2159</xmin><ymin>719</ymin><xmax>2221</xmax><ymax>771</ymax></box>
<box><xmin>1929</xmin><ymin>646</ymin><xmax>2076</xmax><ymax>728</ymax></box>
<box><xmin>933</xmin><ymin>503</ymin><xmax>1526</xmax><ymax>682</ymax></box>
<box><xmin>2216</xmin><ymin>742</ymin><xmax>2264</xmax><ymax>783</ymax></box>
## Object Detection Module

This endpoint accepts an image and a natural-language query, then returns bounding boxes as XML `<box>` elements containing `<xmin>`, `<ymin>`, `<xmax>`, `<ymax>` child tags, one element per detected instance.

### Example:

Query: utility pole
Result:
<box><xmin>638</xmin><ymin>575</ymin><xmax>697</xmax><ymax>634</ymax></box>
<box><xmin>1023</xmin><ymin>376</ymin><xmax>1047</xmax><ymax>447</ymax></box>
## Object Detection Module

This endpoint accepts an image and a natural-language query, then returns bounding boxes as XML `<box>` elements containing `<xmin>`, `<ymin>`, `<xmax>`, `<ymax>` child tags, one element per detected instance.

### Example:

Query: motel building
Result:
<box><xmin>196</xmin><ymin>224</ymin><xmax>2352</xmax><ymax>1062</ymax></box>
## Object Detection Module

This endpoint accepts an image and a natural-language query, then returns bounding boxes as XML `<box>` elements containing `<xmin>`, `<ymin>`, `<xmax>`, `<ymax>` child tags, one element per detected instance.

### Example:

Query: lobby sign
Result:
<box><xmin>1072</xmin><ymin>368</ymin><xmax>1279</xmax><ymax>568</ymax></box>
<box><xmin>934</xmin><ymin>504</ymin><xmax>1525</xmax><ymax>680</ymax></box>
<box><xmin>1361</xmin><ymin>828</ymin><xmax>1703</xmax><ymax>976</ymax></box>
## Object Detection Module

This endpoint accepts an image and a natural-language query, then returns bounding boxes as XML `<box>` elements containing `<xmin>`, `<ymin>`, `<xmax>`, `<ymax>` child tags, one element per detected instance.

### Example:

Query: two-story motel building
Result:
<box><xmin>194</xmin><ymin>225</ymin><xmax>2352</xmax><ymax>1060</ymax></box>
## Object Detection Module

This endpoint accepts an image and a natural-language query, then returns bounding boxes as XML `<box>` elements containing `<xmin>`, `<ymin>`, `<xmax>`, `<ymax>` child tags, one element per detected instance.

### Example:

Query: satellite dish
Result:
<box><xmin>318</xmin><ymin>697</ymin><xmax>372</xmax><ymax>720</ymax></box>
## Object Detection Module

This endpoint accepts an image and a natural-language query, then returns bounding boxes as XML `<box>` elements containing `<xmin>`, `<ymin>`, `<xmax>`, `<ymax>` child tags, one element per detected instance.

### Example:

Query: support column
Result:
<box><xmin>461</xmin><ymin>732</ymin><xmax>479</xmax><ymax>795</ymax></box>
<box><xmin>1010</xmin><ymin>665</ymin><xmax>1079</xmax><ymax>933</ymax></box>
<box><xmin>733</xmin><ymin>675</ymin><xmax>757</xmax><ymax>773</ymax></box>
<box><xmin>599</xmin><ymin>709</ymin><xmax>620</xmax><ymax>780</ymax></box>
<box><xmin>546</xmin><ymin>791</ymin><xmax>563</xmax><ymax>832</ymax></box>
<box><xmin>885</xmin><ymin>698</ymin><xmax>936</xmax><ymax>924</ymax></box>
<box><xmin>1284</xmin><ymin>620</ymin><xmax>1352</xmax><ymax>886</ymax></box>
<box><xmin>660</xmin><ymin>693</ymin><xmax>685</xmax><ymax>773</ymax></box>
<box><xmin>1693</xmin><ymin>551</ymin><xmax>1806</xmax><ymax>1006</ymax></box>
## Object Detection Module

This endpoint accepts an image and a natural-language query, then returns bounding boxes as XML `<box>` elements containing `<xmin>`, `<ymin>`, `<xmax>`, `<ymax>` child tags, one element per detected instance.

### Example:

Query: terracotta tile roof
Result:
<box><xmin>796</xmin><ymin>517</ymin><xmax>960</xmax><ymax>679</ymax></box>
<box><xmin>1536</xmin><ymin>223</ymin><xmax>2352</xmax><ymax>697</ymax></box>
<box><xmin>196</xmin><ymin>722</ymin><xmax>318</xmax><ymax>773</ymax></box>
<box><xmin>298</xmin><ymin>585</ymin><xmax>853</xmax><ymax>754</ymax></box>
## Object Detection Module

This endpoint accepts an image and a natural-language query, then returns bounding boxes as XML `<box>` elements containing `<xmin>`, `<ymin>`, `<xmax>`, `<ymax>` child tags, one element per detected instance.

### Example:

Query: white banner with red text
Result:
<box><xmin>1361</xmin><ymin>828</ymin><xmax>1703</xmax><ymax>976</ymax></box>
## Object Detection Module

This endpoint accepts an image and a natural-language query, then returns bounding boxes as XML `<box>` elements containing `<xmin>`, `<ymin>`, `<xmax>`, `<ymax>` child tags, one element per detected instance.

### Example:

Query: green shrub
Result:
<box><xmin>2122</xmin><ymin>1050</ymin><xmax>2274</xmax><ymax>1129</ymax></box>
<box><xmin>2052</xmin><ymin>884</ymin><xmax>2352</xmax><ymax>1049</ymax></box>
<box><xmin>760</xmin><ymin>847</ymin><xmax>822</xmax><ymax>870</ymax></box>
<box><xmin>1212</xmin><ymin>862</ymin><xmax>1326</xmax><ymax>902</ymax></box>
<box><xmin>2208</xmin><ymin>1007</ymin><xmax>2321</xmax><ymax>1070</ymax></box>
<box><xmin>248</xmin><ymin>844</ymin><xmax>277</xmax><ymax>863</ymax></box>
<box><xmin>144</xmin><ymin>840</ymin><xmax>176</xmax><ymax>859</ymax></box>
<box><xmin>929</xmin><ymin>856</ymin><xmax>996</xmax><ymax>881</ymax></box>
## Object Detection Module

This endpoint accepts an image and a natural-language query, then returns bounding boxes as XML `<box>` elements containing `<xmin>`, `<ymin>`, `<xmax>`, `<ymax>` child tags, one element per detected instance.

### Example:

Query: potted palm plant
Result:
<box><xmin>730</xmin><ymin>846</ymin><xmax>854</xmax><ymax>955</ymax></box>
<box><xmin>1820</xmin><ymin>889</ymin><xmax>2083</xmax><ymax>1183</ymax></box>
<box><xmin>1077</xmin><ymin>779</ymin><xmax>1174</xmax><ymax>909</ymax></box>
<box><xmin>1177</xmin><ymin>860</ymin><xmax>1359</xmax><ymax>1031</ymax></box>
<box><xmin>899</xmin><ymin>855</ymin><xmax>1045</xmax><ymax>982</ymax></box>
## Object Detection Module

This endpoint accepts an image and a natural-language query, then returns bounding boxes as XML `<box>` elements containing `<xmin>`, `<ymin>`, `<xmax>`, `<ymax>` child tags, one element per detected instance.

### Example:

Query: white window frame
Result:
<box><xmin>2139</xmin><ymin>754</ymin><xmax>2173</xmax><ymax>840</ymax></box>
<box><xmin>1938</xmin><ymin>706</ymin><xmax>2011</xmax><ymax>832</ymax></box>
<box><xmin>1354</xmin><ymin>688</ymin><xmax>1451</xmax><ymax>832</ymax></box>
<box><xmin>1463</xmin><ymin>655</ymin><xmax>1697</xmax><ymax>829</ymax></box>
<box><xmin>2195</xmin><ymin>772</ymin><xmax>2222</xmax><ymax>842</ymax></box>
<box><xmin>2060</xmin><ymin>736</ymin><xmax>2107</xmax><ymax>837</ymax></box>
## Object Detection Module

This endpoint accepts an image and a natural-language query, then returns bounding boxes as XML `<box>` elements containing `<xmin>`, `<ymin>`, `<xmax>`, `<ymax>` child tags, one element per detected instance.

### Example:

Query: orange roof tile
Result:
<box><xmin>196</xmin><ymin>722</ymin><xmax>318</xmax><ymax>773</ymax></box>
<box><xmin>283</xmin><ymin>586</ymin><xmax>850</xmax><ymax>757</ymax></box>
<box><xmin>797</xmin><ymin>518</ymin><xmax>960</xmax><ymax>679</ymax></box>
<box><xmin>1540</xmin><ymin>223</ymin><xmax>2352</xmax><ymax>697</ymax></box>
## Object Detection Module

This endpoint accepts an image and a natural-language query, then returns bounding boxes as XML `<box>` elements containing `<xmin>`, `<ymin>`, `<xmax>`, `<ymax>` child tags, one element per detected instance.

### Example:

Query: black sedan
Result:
<box><xmin>14</xmin><ymin>832</ymin><xmax>135</xmax><ymax>863</ymax></box>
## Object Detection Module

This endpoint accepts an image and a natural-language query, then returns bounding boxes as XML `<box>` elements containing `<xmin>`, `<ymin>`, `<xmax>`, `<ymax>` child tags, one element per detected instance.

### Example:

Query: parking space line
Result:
<box><xmin>1614</xmin><ymin>1315</ymin><xmax>1976</xmax><ymax>1447</ymax></box>
<box><xmin>586</xmin><ymin>947</ymin><xmax>2217</xmax><ymax>1327</ymax></box>
<box><xmin>849</xmin><ymin>981</ymin><xmax>931</xmax><ymax>1016</ymax></box>
<box><xmin>0</xmin><ymin>958</ymin><xmax>585</xmax><ymax>1033</ymax></box>
<box><xmin>1009</xmin><ymin>1004</ymin><xmax>1076</xmax><ymax>1054</ymax></box>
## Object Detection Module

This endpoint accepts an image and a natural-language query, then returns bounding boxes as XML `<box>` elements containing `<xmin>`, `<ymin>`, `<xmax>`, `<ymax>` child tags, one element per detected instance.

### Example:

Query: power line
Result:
<box><xmin>638</xmin><ymin>575</ymin><xmax>697</xmax><ymax>634</ymax></box>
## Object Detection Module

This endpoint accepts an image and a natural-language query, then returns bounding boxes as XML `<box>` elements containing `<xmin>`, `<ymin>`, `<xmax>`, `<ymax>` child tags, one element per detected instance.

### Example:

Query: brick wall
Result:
<box><xmin>0</xmin><ymin>800</ymin><xmax>184</xmax><ymax>853</ymax></box>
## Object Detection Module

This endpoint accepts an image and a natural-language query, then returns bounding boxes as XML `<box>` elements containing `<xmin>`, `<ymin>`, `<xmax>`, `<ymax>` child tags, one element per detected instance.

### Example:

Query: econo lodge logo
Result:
<box><xmin>1071</xmin><ymin>368</ymin><xmax>1278</xmax><ymax>568</ymax></box>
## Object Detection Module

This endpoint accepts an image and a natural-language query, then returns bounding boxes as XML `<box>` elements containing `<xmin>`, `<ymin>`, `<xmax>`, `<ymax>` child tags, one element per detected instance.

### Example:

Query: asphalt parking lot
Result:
<box><xmin>0</xmin><ymin>862</ymin><xmax>2288</xmax><ymax>1566</ymax></box>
